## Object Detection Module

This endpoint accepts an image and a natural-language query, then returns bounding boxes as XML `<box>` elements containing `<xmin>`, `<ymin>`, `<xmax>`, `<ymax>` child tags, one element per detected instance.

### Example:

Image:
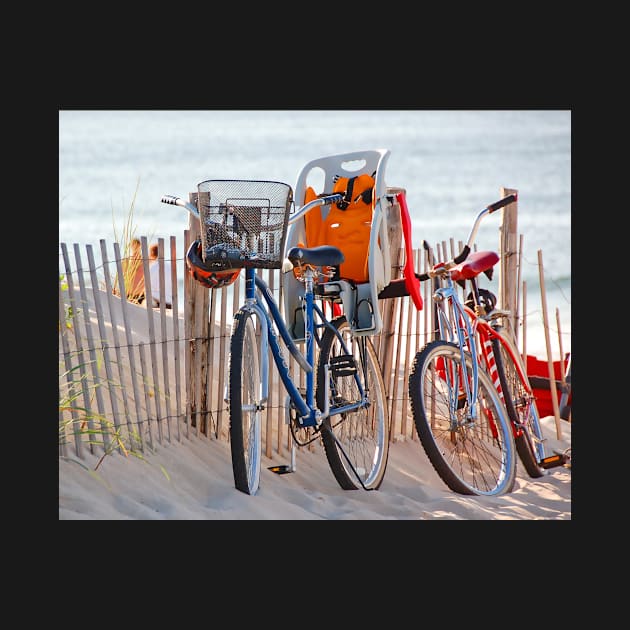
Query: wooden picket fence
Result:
<box><xmin>59</xmin><ymin>191</ymin><xmax>535</xmax><ymax>463</ymax></box>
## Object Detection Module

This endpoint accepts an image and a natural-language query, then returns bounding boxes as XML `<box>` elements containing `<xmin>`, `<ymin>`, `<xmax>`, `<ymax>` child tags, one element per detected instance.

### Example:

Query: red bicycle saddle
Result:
<box><xmin>450</xmin><ymin>250</ymin><xmax>499</xmax><ymax>282</ymax></box>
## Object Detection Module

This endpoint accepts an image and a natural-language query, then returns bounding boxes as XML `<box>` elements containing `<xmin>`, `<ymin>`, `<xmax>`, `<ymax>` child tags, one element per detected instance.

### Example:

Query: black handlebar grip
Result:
<box><xmin>453</xmin><ymin>244</ymin><xmax>471</xmax><ymax>265</ymax></box>
<box><xmin>161</xmin><ymin>195</ymin><xmax>179</xmax><ymax>205</ymax></box>
<box><xmin>486</xmin><ymin>193</ymin><xmax>517</xmax><ymax>213</ymax></box>
<box><xmin>320</xmin><ymin>193</ymin><xmax>344</xmax><ymax>205</ymax></box>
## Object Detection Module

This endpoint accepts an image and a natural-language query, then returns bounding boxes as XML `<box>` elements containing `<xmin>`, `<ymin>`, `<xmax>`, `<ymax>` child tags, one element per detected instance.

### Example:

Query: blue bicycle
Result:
<box><xmin>163</xmin><ymin>179</ymin><xmax>389</xmax><ymax>495</ymax></box>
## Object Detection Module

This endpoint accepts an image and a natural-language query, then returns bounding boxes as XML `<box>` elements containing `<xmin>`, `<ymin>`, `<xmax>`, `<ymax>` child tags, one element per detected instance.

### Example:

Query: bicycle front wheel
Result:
<box><xmin>316</xmin><ymin>316</ymin><xmax>390</xmax><ymax>490</ymax></box>
<box><xmin>228</xmin><ymin>308</ymin><xmax>262</xmax><ymax>495</ymax></box>
<box><xmin>409</xmin><ymin>340</ymin><xmax>516</xmax><ymax>496</ymax></box>
<box><xmin>491</xmin><ymin>330</ymin><xmax>546</xmax><ymax>478</ymax></box>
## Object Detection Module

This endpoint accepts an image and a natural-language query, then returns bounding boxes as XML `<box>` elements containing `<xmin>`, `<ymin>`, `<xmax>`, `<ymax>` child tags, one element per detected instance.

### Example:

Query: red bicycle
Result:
<box><xmin>409</xmin><ymin>195</ymin><xmax>570</xmax><ymax>496</ymax></box>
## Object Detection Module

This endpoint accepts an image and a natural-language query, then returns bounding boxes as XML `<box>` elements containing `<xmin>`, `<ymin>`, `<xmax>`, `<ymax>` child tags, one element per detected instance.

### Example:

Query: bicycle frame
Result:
<box><xmin>239</xmin><ymin>265</ymin><xmax>368</xmax><ymax>429</ymax></box>
<box><xmin>431</xmin><ymin>255</ymin><xmax>546</xmax><ymax>464</ymax></box>
<box><xmin>424</xmin><ymin>199</ymin><xmax>517</xmax><ymax>421</ymax></box>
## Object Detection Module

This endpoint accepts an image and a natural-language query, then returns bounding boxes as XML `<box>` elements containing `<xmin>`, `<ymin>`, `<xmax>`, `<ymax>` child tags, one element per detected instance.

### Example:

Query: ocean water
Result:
<box><xmin>59</xmin><ymin>109</ymin><xmax>571</xmax><ymax>356</ymax></box>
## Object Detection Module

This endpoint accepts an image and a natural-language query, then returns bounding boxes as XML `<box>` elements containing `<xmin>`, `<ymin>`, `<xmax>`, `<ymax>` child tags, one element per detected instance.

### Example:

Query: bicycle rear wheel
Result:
<box><xmin>409</xmin><ymin>340</ymin><xmax>516</xmax><ymax>496</ymax></box>
<box><xmin>228</xmin><ymin>308</ymin><xmax>262</xmax><ymax>495</ymax></box>
<box><xmin>316</xmin><ymin>316</ymin><xmax>390</xmax><ymax>490</ymax></box>
<box><xmin>491</xmin><ymin>329</ymin><xmax>546</xmax><ymax>478</ymax></box>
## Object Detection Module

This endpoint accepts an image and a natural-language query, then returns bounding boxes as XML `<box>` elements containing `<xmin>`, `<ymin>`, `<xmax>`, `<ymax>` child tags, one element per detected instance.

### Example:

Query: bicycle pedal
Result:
<box><xmin>268</xmin><ymin>464</ymin><xmax>293</xmax><ymax>475</ymax></box>
<box><xmin>330</xmin><ymin>354</ymin><xmax>357</xmax><ymax>378</ymax></box>
<box><xmin>539</xmin><ymin>451</ymin><xmax>570</xmax><ymax>469</ymax></box>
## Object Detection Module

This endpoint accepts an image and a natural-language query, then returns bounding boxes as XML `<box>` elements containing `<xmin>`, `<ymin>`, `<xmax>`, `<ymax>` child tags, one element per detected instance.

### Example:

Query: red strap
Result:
<box><xmin>396</xmin><ymin>191</ymin><xmax>423</xmax><ymax>311</ymax></box>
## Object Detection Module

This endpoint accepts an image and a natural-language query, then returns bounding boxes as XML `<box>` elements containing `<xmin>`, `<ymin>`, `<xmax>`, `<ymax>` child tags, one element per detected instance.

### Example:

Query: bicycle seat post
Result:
<box><xmin>303</xmin><ymin>265</ymin><xmax>317</xmax><ymax>424</ymax></box>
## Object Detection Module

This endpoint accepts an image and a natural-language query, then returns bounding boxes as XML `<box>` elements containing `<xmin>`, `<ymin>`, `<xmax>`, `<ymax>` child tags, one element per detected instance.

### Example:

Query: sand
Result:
<box><xmin>59</xmin><ymin>412</ymin><xmax>570</xmax><ymax>520</ymax></box>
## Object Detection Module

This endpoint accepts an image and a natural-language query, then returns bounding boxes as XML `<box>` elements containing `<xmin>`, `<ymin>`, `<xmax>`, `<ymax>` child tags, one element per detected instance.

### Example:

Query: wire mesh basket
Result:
<box><xmin>196</xmin><ymin>179</ymin><xmax>293</xmax><ymax>270</ymax></box>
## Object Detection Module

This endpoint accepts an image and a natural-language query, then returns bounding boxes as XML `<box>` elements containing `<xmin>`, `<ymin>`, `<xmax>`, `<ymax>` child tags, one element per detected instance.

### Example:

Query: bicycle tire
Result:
<box><xmin>316</xmin><ymin>316</ymin><xmax>390</xmax><ymax>490</ymax></box>
<box><xmin>491</xmin><ymin>330</ymin><xmax>546</xmax><ymax>478</ymax></box>
<box><xmin>409</xmin><ymin>340</ymin><xmax>516</xmax><ymax>496</ymax></box>
<box><xmin>228</xmin><ymin>308</ymin><xmax>263</xmax><ymax>495</ymax></box>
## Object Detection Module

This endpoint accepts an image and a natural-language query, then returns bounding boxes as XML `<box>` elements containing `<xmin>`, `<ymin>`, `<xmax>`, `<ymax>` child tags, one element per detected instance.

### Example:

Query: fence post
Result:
<box><xmin>538</xmin><ymin>249</ymin><xmax>563</xmax><ymax>439</ymax></box>
<box><xmin>187</xmin><ymin>192</ymin><xmax>210</xmax><ymax>433</ymax></box>
<box><xmin>498</xmin><ymin>187</ymin><xmax>519</xmax><ymax>341</ymax></box>
<box><xmin>378</xmin><ymin>189</ymin><xmax>404</xmax><ymax>423</ymax></box>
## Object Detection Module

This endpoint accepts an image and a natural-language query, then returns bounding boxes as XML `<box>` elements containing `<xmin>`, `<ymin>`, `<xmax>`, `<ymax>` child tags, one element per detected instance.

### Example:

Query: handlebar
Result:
<box><xmin>288</xmin><ymin>193</ymin><xmax>344</xmax><ymax>225</ymax></box>
<box><xmin>455</xmin><ymin>193</ymin><xmax>517</xmax><ymax>263</ymax></box>
<box><xmin>160</xmin><ymin>195</ymin><xmax>200</xmax><ymax>219</ymax></box>
<box><xmin>161</xmin><ymin>191</ymin><xmax>345</xmax><ymax>224</ymax></box>
<box><xmin>416</xmin><ymin>193</ymin><xmax>518</xmax><ymax>280</ymax></box>
<box><xmin>486</xmin><ymin>193</ymin><xmax>517</xmax><ymax>214</ymax></box>
<box><xmin>161</xmin><ymin>191</ymin><xmax>344</xmax><ymax>271</ymax></box>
